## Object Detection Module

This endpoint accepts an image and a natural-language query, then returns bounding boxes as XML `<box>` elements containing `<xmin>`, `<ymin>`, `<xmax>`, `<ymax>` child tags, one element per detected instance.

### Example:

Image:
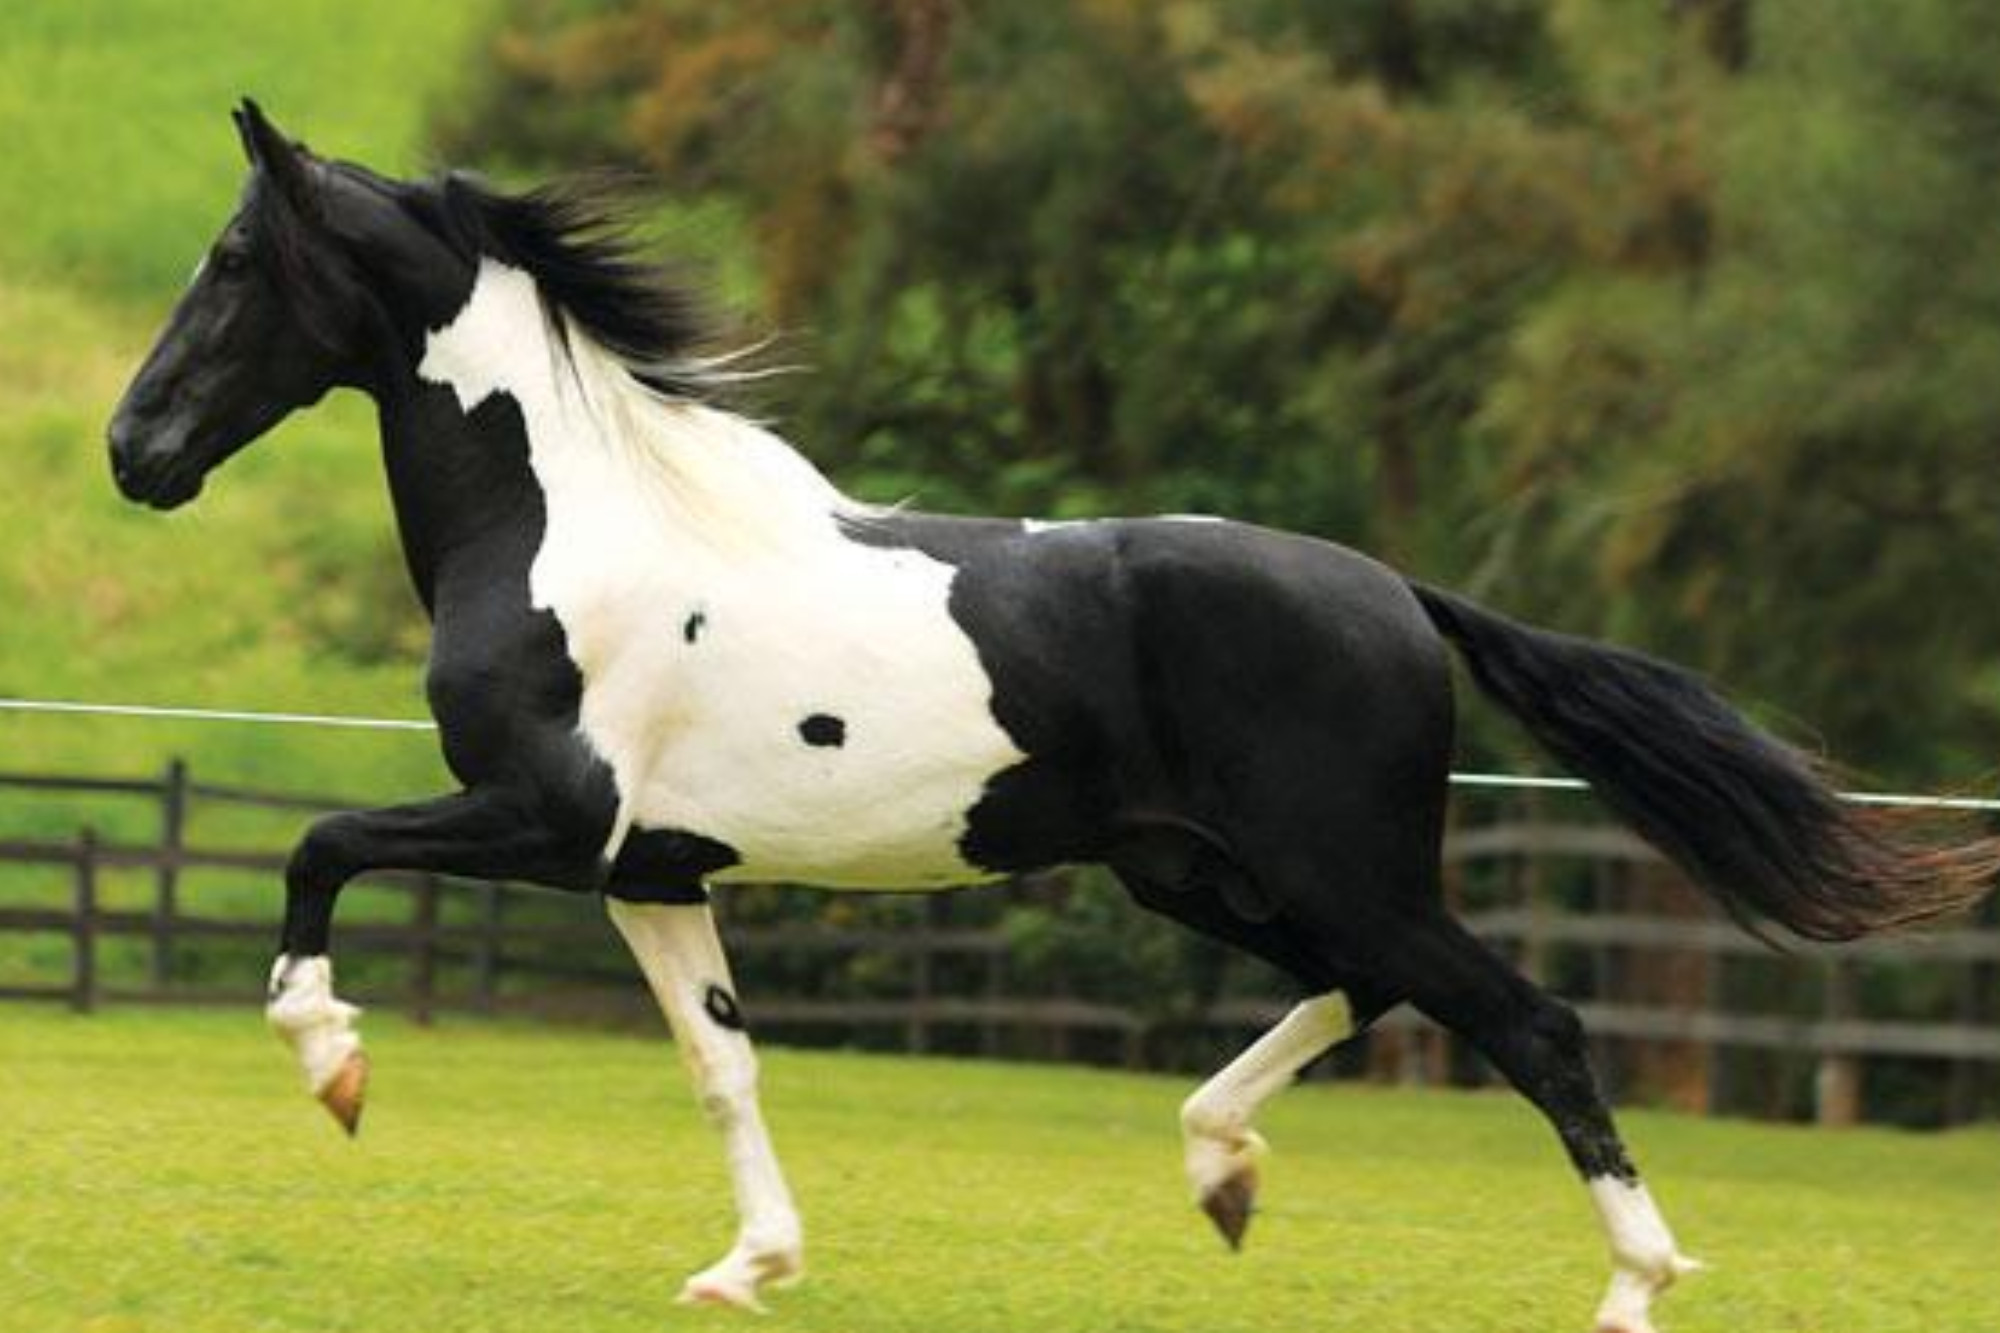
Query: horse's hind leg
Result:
<box><xmin>1179</xmin><ymin>991</ymin><xmax>1352</xmax><ymax>1247</ymax></box>
<box><xmin>1116</xmin><ymin>868</ymin><xmax>1373</xmax><ymax>1249</ymax></box>
<box><xmin>1384</xmin><ymin>914</ymin><xmax>1699</xmax><ymax>1333</ymax></box>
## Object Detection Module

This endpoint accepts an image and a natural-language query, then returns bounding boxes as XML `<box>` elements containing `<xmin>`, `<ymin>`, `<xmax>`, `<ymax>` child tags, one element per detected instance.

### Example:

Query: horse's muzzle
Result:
<box><xmin>107</xmin><ymin>411</ymin><xmax>205</xmax><ymax>509</ymax></box>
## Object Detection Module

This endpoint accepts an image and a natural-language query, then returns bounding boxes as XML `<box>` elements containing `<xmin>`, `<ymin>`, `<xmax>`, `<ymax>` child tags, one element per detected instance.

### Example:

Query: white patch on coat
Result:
<box><xmin>419</xmin><ymin>261</ymin><xmax>1026</xmax><ymax>888</ymax></box>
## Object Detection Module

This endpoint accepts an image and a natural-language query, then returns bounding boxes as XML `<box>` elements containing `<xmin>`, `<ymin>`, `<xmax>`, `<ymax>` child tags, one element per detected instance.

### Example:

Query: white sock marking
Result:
<box><xmin>1589</xmin><ymin>1177</ymin><xmax>1699</xmax><ymax>1332</ymax></box>
<box><xmin>1181</xmin><ymin>993</ymin><xmax>1352</xmax><ymax>1198</ymax></box>
<box><xmin>264</xmin><ymin>954</ymin><xmax>361</xmax><ymax>1094</ymax></box>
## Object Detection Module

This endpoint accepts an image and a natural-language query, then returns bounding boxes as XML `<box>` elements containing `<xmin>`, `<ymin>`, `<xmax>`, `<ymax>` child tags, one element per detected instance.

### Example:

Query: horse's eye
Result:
<box><xmin>215</xmin><ymin>250</ymin><xmax>249</xmax><ymax>276</ymax></box>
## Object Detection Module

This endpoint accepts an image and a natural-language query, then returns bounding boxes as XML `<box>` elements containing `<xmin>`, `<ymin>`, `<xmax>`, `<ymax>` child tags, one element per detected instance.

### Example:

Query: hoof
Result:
<box><xmin>677</xmin><ymin>1276</ymin><xmax>768</xmax><ymax>1314</ymax></box>
<box><xmin>676</xmin><ymin>1243</ymin><xmax>801</xmax><ymax>1314</ymax></box>
<box><xmin>317</xmin><ymin>1051</ymin><xmax>368</xmax><ymax>1137</ymax></box>
<box><xmin>1199</xmin><ymin>1166</ymin><xmax>1258</xmax><ymax>1251</ymax></box>
<box><xmin>1595</xmin><ymin>1251</ymin><xmax>1700</xmax><ymax>1333</ymax></box>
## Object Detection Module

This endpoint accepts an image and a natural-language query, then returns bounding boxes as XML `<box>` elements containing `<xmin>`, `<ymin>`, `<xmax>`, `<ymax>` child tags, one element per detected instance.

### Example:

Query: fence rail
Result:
<box><xmin>1</xmin><ymin>762</ymin><xmax>1996</xmax><ymax>1126</ymax></box>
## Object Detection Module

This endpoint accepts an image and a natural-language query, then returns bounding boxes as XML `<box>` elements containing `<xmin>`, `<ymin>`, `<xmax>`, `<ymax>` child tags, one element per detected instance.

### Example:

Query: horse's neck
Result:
<box><xmin>378</xmin><ymin>260</ymin><xmax>852</xmax><ymax>614</ymax></box>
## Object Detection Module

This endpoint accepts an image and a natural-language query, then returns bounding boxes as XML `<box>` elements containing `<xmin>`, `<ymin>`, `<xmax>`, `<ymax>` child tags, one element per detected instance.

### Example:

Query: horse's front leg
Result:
<box><xmin>607</xmin><ymin>898</ymin><xmax>803</xmax><ymax>1310</ymax></box>
<box><xmin>267</xmin><ymin>790</ymin><xmax>602</xmax><ymax>1134</ymax></box>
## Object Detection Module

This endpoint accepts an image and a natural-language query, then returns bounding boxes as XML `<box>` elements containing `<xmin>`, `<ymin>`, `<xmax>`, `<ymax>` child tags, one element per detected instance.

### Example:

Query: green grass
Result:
<box><xmin>2</xmin><ymin>1007</ymin><xmax>1997</xmax><ymax>1332</ymax></box>
<box><xmin>0</xmin><ymin>0</ymin><xmax>496</xmax><ymax>812</ymax></box>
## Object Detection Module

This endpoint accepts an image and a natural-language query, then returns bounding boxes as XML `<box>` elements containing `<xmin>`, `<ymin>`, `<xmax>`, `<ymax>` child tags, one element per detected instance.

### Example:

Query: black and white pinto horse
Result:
<box><xmin>108</xmin><ymin>105</ymin><xmax>1997</xmax><ymax>1332</ymax></box>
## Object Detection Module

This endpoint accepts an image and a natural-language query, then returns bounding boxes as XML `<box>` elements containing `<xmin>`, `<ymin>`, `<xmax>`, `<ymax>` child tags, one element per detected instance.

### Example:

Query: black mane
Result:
<box><xmin>246</xmin><ymin>156</ymin><xmax>727</xmax><ymax>400</ymax></box>
<box><xmin>432</xmin><ymin>172</ymin><xmax>722</xmax><ymax>399</ymax></box>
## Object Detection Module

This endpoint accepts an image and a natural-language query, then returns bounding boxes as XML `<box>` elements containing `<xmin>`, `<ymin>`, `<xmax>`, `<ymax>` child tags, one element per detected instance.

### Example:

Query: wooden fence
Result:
<box><xmin>1</xmin><ymin>762</ymin><xmax>1995</xmax><ymax>1127</ymax></box>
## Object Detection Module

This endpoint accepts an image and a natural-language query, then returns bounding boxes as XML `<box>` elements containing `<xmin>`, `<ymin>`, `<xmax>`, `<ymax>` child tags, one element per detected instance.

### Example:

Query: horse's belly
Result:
<box><xmin>632</xmin><ymin>717</ymin><xmax>1018</xmax><ymax>888</ymax></box>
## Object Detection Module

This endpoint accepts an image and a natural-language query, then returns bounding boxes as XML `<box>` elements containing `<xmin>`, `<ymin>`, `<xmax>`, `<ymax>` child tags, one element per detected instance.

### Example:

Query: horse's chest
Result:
<box><xmin>538</xmin><ymin>514</ymin><xmax>1026</xmax><ymax>889</ymax></box>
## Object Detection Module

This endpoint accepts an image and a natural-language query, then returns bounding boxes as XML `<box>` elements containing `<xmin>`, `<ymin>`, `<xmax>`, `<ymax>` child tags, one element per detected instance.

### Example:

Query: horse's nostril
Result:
<box><xmin>107</xmin><ymin>419</ymin><xmax>135</xmax><ymax>472</ymax></box>
<box><xmin>106</xmin><ymin>414</ymin><xmax>156</xmax><ymax>498</ymax></box>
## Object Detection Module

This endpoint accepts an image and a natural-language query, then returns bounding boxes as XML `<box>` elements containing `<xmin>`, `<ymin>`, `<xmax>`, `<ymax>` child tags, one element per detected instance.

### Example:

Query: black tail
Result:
<box><xmin>1410</xmin><ymin>582</ymin><xmax>1999</xmax><ymax>942</ymax></box>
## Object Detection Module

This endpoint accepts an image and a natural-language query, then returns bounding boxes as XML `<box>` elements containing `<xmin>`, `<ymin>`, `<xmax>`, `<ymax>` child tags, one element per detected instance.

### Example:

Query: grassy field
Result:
<box><xmin>2</xmin><ymin>1007</ymin><xmax>1997</xmax><ymax>1333</ymax></box>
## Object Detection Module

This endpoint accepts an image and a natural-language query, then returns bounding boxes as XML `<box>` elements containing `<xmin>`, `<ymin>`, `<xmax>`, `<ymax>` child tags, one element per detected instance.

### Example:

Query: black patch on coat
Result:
<box><xmin>704</xmin><ymin>984</ymin><xmax>746</xmax><ymax>1031</ymax></box>
<box><xmin>683</xmin><ymin>609</ymin><xmax>706</xmax><ymax>643</ymax></box>
<box><xmin>605</xmin><ymin>827</ymin><xmax>738</xmax><ymax>903</ymax></box>
<box><xmin>833</xmin><ymin>509</ymin><xmax>1452</xmax><ymax>936</ymax></box>
<box><xmin>798</xmin><ymin>713</ymin><xmax>846</xmax><ymax>748</ymax></box>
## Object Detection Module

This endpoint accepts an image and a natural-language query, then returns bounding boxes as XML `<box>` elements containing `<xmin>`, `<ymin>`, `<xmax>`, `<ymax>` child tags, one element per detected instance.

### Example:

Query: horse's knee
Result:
<box><xmin>287</xmin><ymin>815</ymin><xmax>363</xmax><ymax>894</ymax></box>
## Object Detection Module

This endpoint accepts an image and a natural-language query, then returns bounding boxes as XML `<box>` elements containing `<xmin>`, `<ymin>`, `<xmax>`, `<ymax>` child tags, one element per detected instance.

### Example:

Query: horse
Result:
<box><xmin>106</xmin><ymin>102</ymin><xmax>1997</xmax><ymax>1332</ymax></box>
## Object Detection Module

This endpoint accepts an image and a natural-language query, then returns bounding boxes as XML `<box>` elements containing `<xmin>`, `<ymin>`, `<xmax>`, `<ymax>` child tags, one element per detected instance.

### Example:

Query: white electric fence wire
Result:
<box><xmin>0</xmin><ymin>696</ymin><xmax>435</xmax><ymax>732</ymax></box>
<box><xmin>5</xmin><ymin>695</ymin><xmax>1999</xmax><ymax>812</ymax></box>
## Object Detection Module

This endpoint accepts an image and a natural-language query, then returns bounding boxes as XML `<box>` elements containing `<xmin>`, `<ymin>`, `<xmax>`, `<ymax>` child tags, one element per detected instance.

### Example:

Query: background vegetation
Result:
<box><xmin>3</xmin><ymin>0</ymin><xmax>2000</xmax><ymax>1124</ymax></box>
<box><xmin>446</xmin><ymin>0</ymin><xmax>2000</xmax><ymax>782</ymax></box>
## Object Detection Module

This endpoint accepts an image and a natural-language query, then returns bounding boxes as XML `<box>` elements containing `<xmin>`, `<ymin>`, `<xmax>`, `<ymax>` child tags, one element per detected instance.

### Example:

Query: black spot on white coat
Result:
<box><xmin>798</xmin><ymin>714</ymin><xmax>846</xmax><ymax>748</ymax></box>
<box><xmin>704</xmin><ymin>984</ymin><xmax>746</xmax><ymax>1031</ymax></box>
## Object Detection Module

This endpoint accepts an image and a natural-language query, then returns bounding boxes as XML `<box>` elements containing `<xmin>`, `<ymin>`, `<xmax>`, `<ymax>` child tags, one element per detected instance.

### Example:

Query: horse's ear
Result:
<box><xmin>234</xmin><ymin>98</ymin><xmax>317</xmax><ymax>215</ymax></box>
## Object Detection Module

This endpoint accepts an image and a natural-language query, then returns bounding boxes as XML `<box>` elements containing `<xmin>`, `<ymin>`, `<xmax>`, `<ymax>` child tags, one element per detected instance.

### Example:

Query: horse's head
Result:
<box><xmin>107</xmin><ymin>100</ymin><xmax>463</xmax><ymax>509</ymax></box>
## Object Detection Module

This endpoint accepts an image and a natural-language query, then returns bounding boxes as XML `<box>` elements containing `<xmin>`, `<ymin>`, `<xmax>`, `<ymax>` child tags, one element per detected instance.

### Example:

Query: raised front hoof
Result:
<box><xmin>1199</xmin><ymin>1167</ymin><xmax>1258</xmax><ymax>1252</ymax></box>
<box><xmin>316</xmin><ymin>1051</ymin><xmax>369</xmax><ymax>1137</ymax></box>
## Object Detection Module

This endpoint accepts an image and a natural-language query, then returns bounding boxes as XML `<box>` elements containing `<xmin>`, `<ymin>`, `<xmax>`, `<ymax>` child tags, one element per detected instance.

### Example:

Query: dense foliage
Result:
<box><xmin>445</xmin><ymin>0</ymin><xmax>2000</xmax><ymax>784</ymax></box>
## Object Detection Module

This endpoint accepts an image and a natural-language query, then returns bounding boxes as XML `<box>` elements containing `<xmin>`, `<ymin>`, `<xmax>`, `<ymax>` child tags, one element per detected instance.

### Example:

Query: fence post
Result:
<box><xmin>1121</xmin><ymin>1018</ymin><xmax>1145</xmax><ymax>1071</ymax></box>
<box><xmin>73</xmin><ymin>828</ymin><xmax>99</xmax><ymax>1015</ymax></box>
<box><xmin>906</xmin><ymin>895</ymin><xmax>942</xmax><ymax>1054</ymax></box>
<box><xmin>1517</xmin><ymin>793</ymin><xmax>1550</xmax><ymax>987</ymax></box>
<box><xmin>411</xmin><ymin>874</ymin><xmax>439</xmax><ymax>1026</ymax></box>
<box><xmin>1702</xmin><ymin>943</ymin><xmax>1731</xmax><ymax>1118</ymax></box>
<box><xmin>153</xmin><ymin>757</ymin><xmax>189</xmax><ymax>992</ymax></box>
<box><xmin>981</xmin><ymin>925</ymin><xmax>1004</xmax><ymax>1059</ymax></box>
<box><xmin>1945</xmin><ymin>893</ymin><xmax>1997</xmax><ymax>1124</ymax></box>
<box><xmin>1815</xmin><ymin>958</ymin><xmax>1861</xmax><ymax>1127</ymax></box>
<box><xmin>474</xmin><ymin>882</ymin><xmax>503</xmax><ymax>1015</ymax></box>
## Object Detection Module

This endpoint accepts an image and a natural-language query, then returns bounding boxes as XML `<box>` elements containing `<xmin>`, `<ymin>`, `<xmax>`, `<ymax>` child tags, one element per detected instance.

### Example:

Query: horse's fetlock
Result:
<box><xmin>742</xmin><ymin>1211</ymin><xmax>803</xmax><ymax>1262</ymax></box>
<box><xmin>698</xmin><ymin>1078</ymin><xmax>757</xmax><ymax>1127</ymax></box>
<box><xmin>1614</xmin><ymin>1237</ymin><xmax>1681</xmax><ymax>1286</ymax></box>
<box><xmin>1179</xmin><ymin>1090</ymin><xmax>1240</xmax><ymax>1142</ymax></box>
